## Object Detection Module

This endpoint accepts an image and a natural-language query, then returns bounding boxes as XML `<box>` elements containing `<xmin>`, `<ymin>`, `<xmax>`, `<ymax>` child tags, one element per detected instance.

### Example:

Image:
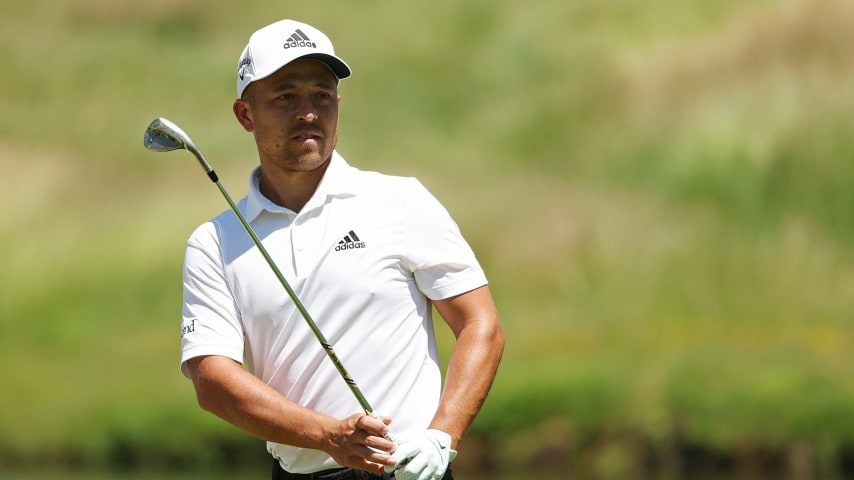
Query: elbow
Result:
<box><xmin>474</xmin><ymin>311</ymin><xmax>505</xmax><ymax>359</ymax></box>
<box><xmin>194</xmin><ymin>384</ymin><xmax>219</xmax><ymax>414</ymax></box>
<box><xmin>473</xmin><ymin>313</ymin><xmax>505</xmax><ymax>362</ymax></box>
<box><xmin>492</xmin><ymin>321</ymin><xmax>506</xmax><ymax>360</ymax></box>
<box><xmin>187</xmin><ymin>356</ymin><xmax>228</xmax><ymax>414</ymax></box>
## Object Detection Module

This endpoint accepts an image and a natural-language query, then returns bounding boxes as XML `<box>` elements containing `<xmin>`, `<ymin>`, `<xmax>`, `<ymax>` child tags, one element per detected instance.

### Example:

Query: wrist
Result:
<box><xmin>314</xmin><ymin>414</ymin><xmax>344</xmax><ymax>453</ymax></box>
<box><xmin>427</xmin><ymin>425</ymin><xmax>460</xmax><ymax>450</ymax></box>
<box><xmin>426</xmin><ymin>429</ymin><xmax>457</xmax><ymax>463</ymax></box>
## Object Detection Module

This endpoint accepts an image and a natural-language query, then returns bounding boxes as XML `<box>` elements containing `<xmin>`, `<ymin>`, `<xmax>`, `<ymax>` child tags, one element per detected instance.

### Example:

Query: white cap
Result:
<box><xmin>236</xmin><ymin>19</ymin><xmax>351</xmax><ymax>98</ymax></box>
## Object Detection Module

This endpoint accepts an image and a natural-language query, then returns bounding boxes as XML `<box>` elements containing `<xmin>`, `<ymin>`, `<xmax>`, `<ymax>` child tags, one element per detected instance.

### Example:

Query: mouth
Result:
<box><xmin>292</xmin><ymin>132</ymin><xmax>322</xmax><ymax>142</ymax></box>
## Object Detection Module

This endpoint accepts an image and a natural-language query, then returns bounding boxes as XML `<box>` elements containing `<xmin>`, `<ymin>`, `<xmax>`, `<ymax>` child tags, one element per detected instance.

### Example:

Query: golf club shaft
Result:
<box><xmin>193</xmin><ymin>150</ymin><xmax>375</xmax><ymax>416</ymax></box>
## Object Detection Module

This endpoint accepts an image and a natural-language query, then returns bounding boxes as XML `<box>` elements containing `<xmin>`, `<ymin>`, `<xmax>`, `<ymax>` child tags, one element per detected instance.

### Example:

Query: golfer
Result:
<box><xmin>180</xmin><ymin>19</ymin><xmax>504</xmax><ymax>480</ymax></box>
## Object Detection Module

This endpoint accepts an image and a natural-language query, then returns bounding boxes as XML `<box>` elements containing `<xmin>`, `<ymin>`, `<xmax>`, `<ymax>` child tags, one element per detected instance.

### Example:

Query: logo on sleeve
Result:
<box><xmin>181</xmin><ymin>319</ymin><xmax>196</xmax><ymax>337</ymax></box>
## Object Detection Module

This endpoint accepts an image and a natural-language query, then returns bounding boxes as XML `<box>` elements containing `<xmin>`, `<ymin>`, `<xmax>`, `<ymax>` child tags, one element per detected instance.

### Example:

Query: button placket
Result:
<box><xmin>290</xmin><ymin>216</ymin><xmax>304</xmax><ymax>276</ymax></box>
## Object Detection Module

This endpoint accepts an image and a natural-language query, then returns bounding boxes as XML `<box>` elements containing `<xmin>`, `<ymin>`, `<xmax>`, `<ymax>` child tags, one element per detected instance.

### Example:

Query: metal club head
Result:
<box><xmin>143</xmin><ymin>117</ymin><xmax>214</xmax><ymax>175</ymax></box>
<box><xmin>143</xmin><ymin>117</ymin><xmax>194</xmax><ymax>152</ymax></box>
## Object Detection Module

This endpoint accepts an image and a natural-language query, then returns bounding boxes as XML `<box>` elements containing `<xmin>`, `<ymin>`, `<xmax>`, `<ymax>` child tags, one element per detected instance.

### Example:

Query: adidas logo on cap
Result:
<box><xmin>284</xmin><ymin>29</ymin><xmax>316</xmax><ymax>49</ymax></box>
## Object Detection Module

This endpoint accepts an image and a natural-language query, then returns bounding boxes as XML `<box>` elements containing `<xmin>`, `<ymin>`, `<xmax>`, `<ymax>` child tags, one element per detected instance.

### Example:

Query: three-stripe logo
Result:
<box><xmin>283</xmin><ymin>29</ymin><xmax>317</xmax><ymax>49</ymax></box>
<box><xmin>335</xmin><ymin>230</ymin><xmax>366</xmax><ymax>252</ymax></box>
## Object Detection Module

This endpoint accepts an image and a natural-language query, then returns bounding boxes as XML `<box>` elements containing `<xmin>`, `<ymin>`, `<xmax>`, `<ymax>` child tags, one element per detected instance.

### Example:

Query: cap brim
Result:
<box><xmin>298</xmin><ymin>53</ymin><xmax>351</xmax><ymax>79</ymax></box>
<box><xmin>237</xmin><ymin>52</ymin><xmax>352</xmax><ymax>98</ymax></box>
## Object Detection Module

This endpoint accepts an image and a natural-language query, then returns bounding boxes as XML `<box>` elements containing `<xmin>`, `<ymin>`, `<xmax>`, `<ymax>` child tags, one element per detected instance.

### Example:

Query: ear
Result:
<box><xmin>233</xmin><ymin>99</ymin><xmax>254</xmax><ymax>132</ymax></box>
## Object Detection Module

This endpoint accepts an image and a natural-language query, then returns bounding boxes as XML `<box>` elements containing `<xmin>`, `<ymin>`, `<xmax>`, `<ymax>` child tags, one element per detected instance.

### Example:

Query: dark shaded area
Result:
<box><xmin>3</xmin><ymin>423</ymin><xmax>853</xmax><ymax>479</ymax></box>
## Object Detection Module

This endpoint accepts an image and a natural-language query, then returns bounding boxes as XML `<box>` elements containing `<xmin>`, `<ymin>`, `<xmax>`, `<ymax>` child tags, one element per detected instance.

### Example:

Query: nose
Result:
<box><xmin>295</xmin><ymin>95</ymin><xmax>318</xmax><ymax>122</ymax></box>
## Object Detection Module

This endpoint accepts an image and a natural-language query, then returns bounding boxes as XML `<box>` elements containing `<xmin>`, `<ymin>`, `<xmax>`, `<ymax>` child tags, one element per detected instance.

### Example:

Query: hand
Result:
<box><xmin>324</xmin><ymin>413</ymin><xmax>397</xmax><ymax>473</ymax></box>
<box><xmin>384</xmin><ymin>429</ymin><xmax>457</xmax><ymax>480</ymax></box>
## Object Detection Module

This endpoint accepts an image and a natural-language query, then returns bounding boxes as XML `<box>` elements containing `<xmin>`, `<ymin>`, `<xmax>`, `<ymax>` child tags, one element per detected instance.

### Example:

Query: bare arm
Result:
<box><xmin>429</xmin><ymin>285</ymin><xmax>505</xmax><ymax>448</ymax></box>
<box><xmin>186</xmin><ymin>355</ymin><xmax>396</xmax><ymax>472</ymax></box>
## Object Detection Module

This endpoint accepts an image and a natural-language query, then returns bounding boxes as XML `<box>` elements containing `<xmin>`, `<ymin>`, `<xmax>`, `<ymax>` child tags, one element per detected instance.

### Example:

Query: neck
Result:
<box><xmin>259</xmin><ymin>162</ymin><xmax>329</xmax><ymax>213</ymax></box>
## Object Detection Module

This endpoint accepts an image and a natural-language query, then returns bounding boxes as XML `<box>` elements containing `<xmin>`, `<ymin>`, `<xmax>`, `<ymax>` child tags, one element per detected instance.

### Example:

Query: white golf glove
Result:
<box><xmin>384</xmin><ymin>429</ymin><xmax>457</xmax><ymax>480</ymax></box>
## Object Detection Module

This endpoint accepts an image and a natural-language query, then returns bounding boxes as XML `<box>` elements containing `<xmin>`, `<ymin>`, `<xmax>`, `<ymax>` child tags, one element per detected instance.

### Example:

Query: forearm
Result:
<box><xmin>188</xmin><ymin>355</ymin><xmax>396</xmax><ymax>473</ymax></box>
<box><xmin>188</xmin><ymin>355</ymin><xmax>334</xmax><ymax>448</ymax></box>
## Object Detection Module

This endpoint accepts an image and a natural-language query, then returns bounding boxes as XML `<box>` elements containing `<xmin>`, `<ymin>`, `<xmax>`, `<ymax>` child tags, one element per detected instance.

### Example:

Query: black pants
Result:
<box><xmin>272</xmin><ymin>460</ymin><xmax>454</xmax><ymax>480</ymax></box>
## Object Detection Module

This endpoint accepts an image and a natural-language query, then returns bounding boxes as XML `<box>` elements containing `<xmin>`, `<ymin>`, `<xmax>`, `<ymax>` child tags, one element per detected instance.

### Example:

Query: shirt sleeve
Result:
<box><xmin>403</xmin><ymin>178</ymin><xmax>488</xmax><ymax>300</ymax></box>
<box><xmin>180</xmin><ymin>221</ymin><xmax>245</xmax><ymax>378</ymax></box>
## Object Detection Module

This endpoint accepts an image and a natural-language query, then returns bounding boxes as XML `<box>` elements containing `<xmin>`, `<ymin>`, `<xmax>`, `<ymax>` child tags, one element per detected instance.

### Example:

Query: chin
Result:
<box><xmin>287</xmin><ymin>152</ymin><xmax>331</xmax><ymax>171</ymax></box>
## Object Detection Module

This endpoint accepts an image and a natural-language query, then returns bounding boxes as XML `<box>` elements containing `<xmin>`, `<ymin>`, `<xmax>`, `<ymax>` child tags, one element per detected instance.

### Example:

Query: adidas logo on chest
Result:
<box><xmin>334</xmin><ymin>230</ymin><xmax>366</xmax><ymax>252</ymax></box>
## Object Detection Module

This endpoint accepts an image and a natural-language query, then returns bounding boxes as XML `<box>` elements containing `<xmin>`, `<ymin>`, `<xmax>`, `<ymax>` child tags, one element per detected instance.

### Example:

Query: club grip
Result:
<box><xmin>368</xmin><ymin>412</ymin><xmax>399</xmax><ymax>444</ymax></box>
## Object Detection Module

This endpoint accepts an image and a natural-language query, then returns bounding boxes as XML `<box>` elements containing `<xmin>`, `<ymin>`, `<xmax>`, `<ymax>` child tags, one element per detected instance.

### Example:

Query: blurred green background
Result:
<box><xmin>2</xmin><ymin>0</ymin><xmax>854</xmax><ymax>478</ymax></box>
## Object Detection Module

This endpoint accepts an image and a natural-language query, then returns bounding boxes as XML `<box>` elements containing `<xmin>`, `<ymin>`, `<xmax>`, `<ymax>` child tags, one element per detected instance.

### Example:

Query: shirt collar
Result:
<box><xmin>244</xmin><ymin>151</ymin><xmax>357</xmax><ymax>222</ymax></box>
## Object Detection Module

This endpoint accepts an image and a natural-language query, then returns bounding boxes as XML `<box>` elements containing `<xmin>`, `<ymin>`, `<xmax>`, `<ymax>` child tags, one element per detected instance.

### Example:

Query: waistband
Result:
<box><xmin>272</xmin><ymin>462</ymin><xmax>394</xmax><ymax>480</ymax></box>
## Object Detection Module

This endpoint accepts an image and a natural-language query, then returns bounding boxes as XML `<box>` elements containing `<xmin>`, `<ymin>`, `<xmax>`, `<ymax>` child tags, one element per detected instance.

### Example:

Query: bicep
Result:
<box><xmin>433</xmin><ymin>285</ymin><xmax>501</xmax><ymax>338</ymax></box>
<box><xmin>186</xmin><ymin>355</ymin><xmax>246</xmax><ymax>408</ymax></box>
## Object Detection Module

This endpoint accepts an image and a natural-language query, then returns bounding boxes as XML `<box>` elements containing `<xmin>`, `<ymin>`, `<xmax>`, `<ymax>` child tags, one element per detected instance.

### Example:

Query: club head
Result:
<box><xmin>143</xmin><ymin>116</ymin><xmax>216</xmax><ymax>177</ymax></box>
<box><xmin>143</xmin><ymin>117</ymin><xmax>192</xmax><ymax>153</ymax></box>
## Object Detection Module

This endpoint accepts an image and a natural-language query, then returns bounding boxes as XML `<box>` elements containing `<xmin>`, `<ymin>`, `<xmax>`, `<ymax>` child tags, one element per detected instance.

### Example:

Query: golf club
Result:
<box><xmin>143</xmin><ymin>117</ymin><xmax>382</xmax><ymax>420</ymax></box>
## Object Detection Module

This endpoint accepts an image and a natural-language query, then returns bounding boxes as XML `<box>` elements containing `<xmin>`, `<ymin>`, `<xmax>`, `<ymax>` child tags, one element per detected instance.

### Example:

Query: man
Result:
<box><xmin>180</xmin><ymin>19</ymin><xmax>504</xmax><ymax>480</ymax></box>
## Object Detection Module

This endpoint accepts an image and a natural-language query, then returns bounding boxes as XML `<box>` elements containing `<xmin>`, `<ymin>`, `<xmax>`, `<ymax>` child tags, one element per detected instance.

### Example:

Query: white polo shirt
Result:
<box><xmin>180</xmin><ymin>151</ymin><xmax>487</xmax><ymax>474</ymax></box>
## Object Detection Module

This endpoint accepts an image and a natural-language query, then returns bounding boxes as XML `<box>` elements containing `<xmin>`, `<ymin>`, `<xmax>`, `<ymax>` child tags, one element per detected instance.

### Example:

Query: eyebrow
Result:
<box><xmin>271</xmin><ymin>76</ymin><xmax>337</xmax><ymax>92</ymax></box>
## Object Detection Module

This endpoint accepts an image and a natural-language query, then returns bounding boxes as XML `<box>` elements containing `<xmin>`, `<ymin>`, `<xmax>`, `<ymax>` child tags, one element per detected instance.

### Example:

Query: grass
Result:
<box><xmin>2</xmin><ymin>0</ymin><xmax>854</xmax><ymax>476</ymax></box>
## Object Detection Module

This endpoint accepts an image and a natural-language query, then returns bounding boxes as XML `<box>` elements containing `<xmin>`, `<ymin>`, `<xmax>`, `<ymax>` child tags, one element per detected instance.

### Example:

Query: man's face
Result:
<box><xmin>234</xmin><ymin>59</ymin><xmax>340</xmax><ymax>172</ymax></box>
